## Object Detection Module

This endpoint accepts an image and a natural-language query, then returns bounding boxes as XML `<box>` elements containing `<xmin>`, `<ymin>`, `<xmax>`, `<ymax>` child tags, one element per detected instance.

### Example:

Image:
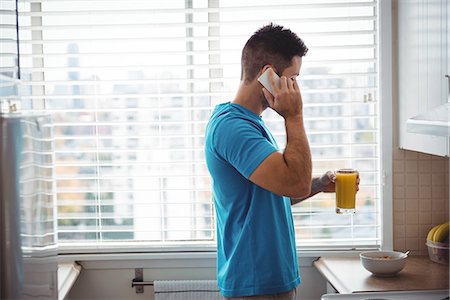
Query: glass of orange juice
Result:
<box><xmin>335</xmin><ymin>168</ymin><xmax>358</xmax><ymax>214</ymax></box>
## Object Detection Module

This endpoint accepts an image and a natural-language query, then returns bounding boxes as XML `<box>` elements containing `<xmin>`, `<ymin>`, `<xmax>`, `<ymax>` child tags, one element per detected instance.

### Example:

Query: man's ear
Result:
<box><xmin>259</xmin><ymin>65</ymin><xmax>279</xmax><ymax>77</ymax></box>
<box><xmin>259</xmin><ymin>64</ymin><xmax>273</xmax><ymax>75</ymax></box>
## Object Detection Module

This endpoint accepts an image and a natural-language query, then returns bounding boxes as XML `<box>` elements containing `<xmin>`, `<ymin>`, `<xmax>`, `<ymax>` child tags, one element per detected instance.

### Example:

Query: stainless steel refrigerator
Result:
<box><xmin>1</xmin><ymin>110</ymin><xmax>58</xmax><ymax>298</ymax></box>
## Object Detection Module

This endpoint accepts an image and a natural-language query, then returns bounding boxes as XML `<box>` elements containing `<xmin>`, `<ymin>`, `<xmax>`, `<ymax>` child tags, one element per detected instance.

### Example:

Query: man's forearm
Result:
<box><xmin>290</xmin><ymin>176</ymin><xmax>323</xmax><ymax>205</ymax></box>
<box><xmin>283</xmin><ymin>115</ymin><xmax>312</xmax><ymax>197</ymax></box>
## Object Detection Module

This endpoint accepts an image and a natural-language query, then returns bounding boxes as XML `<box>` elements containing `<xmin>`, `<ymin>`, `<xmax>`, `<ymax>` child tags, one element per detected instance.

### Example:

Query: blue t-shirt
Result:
<box><xmin>204</xmin><ymin>102</ymin><xmax>300</xmax><ymax>297</ymax></box>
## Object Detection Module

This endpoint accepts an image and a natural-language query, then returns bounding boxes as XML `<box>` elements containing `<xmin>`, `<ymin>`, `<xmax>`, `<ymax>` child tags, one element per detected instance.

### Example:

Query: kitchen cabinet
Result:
<box><xmin>397</xmin><ymin>0</ymin><xmax>450</xmax><ymax>156</ymax></box>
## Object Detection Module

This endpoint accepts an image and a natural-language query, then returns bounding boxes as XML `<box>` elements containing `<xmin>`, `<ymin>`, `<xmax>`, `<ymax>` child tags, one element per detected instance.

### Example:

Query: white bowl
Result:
<box><xmin>359</xmin><ymin>251</ymin><xmax>407</xmax><ymax>277</ymax></box>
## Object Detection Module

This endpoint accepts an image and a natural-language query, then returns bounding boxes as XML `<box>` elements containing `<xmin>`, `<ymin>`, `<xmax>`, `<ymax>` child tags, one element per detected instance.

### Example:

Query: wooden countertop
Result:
<box><xmin>314</xmin><ymin>255</ymin><xmax>449</xmax><ymax>294</ymax></box>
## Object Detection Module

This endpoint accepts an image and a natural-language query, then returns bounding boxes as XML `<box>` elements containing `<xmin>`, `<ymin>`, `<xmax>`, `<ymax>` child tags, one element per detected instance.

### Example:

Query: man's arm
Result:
<box><xmin>290</xmin><ymin>174</ymin><xmax>332</xmax><ymax>205</ymax></box>
<box><xmin>291</xmin><ymin>171</ymin><xmax>360</xmax><ymax>205</ymax></box>
<box><xmin>249</xmin><ymin>70</ymin><xmax>312</xmax><ymax>199</ymax></box>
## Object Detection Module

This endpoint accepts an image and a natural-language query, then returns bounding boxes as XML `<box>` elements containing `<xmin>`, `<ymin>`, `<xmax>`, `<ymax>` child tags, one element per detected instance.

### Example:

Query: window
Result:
<box><xmin>15</xmin><ymin>0</ymin><xmax>381</xmax><ymax>250</ymax></box>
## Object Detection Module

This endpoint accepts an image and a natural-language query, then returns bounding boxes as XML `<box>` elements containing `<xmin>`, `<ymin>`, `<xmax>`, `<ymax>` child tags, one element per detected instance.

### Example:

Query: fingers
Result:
<box><xmin>286</xmin><ymin>77</ymin><xmax>294</xmax><ymax>90</ymax></box>
<box><xmin>278</xmin><ymin>76</ymin><xmax>289</xmax><ymax>91</ymax></box>
<box><xmin>279</xmin><ymin>76</ymin><xmax>298</xmax><ymax>92</ymax></box>
<box><xmin>328</xmin><ymin>170</ymin><xmax>336</xmax><ymax>183</ymax></box>
<box><xmin>263</xmin><ymin>69</ymin><xmax>302</xmax><ymax>119</ymax></box>
<box><xmin>267</xmin><ymin>69</ymin><xmax>293</xmax><ymax>93</ymax></box>
<box><xmin>323</xmin><ymin>170</ymin><xmax>336</xmax><ymax>183</ymax></box>
<box><xmin>355</xmin><ymin>171</ymin><xmax>360</xmax><ymax>192</ymax></box>
<box><xmin>321</xmin><ymin>170</ymin><xmax>335</xmax><ymax>185</ymax></box>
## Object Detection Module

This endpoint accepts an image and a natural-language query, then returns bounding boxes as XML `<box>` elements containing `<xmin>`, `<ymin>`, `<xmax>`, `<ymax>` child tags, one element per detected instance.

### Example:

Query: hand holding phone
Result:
<box><xmin>257</xmin><ymin>67</ymin><xmax>303</xmax><ymax>119</ymax></box>
<box><xmin>257</xmin><ymin>68</ymin><xmax>280</xmax><ymax>96</ymax></box>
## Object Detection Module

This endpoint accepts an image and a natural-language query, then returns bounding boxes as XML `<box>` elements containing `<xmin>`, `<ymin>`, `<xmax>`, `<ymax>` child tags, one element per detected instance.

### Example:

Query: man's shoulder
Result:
<box><xmin>211</xmin><ymin>113</ymin><xmax>258</xmax><ymax>136</ymax></box>
<box><xmin>211</xmin><ymin>103</ymin><xmax>258</xmax><ymax>125</ymax></box>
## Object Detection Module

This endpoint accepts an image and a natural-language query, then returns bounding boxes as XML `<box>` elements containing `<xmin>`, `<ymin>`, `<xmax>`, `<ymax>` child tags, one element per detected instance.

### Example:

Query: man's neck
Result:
<box><xmin>232</xmin><ymin>80</ymin><xmax>265</xmax><ymax>116</ymax></box>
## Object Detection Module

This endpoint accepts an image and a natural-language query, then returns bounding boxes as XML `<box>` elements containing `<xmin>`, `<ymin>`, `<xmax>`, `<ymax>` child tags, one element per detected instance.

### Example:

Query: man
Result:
<box><xmin>205</xmin><ymin>24</ymin><xmax>338</xmax><ymax>299</ymax></box>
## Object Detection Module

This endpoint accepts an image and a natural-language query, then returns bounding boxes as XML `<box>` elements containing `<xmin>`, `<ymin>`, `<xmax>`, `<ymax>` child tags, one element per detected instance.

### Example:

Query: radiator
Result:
<box><xmin>153</xmin><ymin>280</ymin><xmax>222</xmax><ymax>300</ymax></box>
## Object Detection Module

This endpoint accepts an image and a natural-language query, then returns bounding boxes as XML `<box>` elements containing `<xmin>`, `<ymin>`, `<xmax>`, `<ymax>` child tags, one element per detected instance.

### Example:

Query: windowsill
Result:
<box><xmin>57</xmin><ymin>241</ymin><xmax>380</xmax><ymax>256</ymax></box>
<box><xmin>58</xmin><ymin>262</ymin><xmax>81</xmax><ymax>300</ymax></box>
<box><xmin>57</xmin><ymin>248</ymin><xmax>377</xmax><ymax>270</ymax></box>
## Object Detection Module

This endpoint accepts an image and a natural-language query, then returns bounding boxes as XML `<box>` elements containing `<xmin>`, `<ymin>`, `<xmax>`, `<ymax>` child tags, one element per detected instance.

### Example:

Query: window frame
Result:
<box><xmin>378</xmin><ymin>0</ymin><xmax>393</xmax><ymax>252</ymax></box>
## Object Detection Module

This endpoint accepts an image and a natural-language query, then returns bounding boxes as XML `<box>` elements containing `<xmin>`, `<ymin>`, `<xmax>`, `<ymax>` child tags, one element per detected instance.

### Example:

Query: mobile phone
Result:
<box><xmin>257</xmin><ymin>68</ymin><xmax>281</xmax><ymax>96</ymax></box>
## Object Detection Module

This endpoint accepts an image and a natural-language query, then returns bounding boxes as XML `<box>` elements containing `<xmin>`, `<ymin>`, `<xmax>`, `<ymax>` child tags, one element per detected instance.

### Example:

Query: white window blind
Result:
<box><xmin>16</xmin><ymin>0</ymin><xmax>380</xmax><ymax>250</ymax></box>
<box><xmin>0</xmin><ymin>0</ymin><xmax>18</xmax><ymax>80</ymax></box>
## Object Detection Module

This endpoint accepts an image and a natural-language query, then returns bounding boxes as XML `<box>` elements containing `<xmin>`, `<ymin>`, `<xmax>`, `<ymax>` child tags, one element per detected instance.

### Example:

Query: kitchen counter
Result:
<box><xmin>314</xmin><ymin>255</ymin><xmax>449</xmax><ymax>294</ymax></box>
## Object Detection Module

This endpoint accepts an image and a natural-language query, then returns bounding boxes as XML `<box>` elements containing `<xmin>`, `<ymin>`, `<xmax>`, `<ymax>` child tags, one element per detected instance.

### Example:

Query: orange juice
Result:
<box><xmin>335</xmin><ymin>169</ymin><xmax>357</xmax><ymax>214</ymax></box>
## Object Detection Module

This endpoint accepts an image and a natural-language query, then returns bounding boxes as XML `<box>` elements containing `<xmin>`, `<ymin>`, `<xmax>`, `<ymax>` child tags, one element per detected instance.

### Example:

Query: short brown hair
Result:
<box><xmin>241</xmin><ymin>23</ymin><xmax>308</xmax><ymax>83</ymax></box>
